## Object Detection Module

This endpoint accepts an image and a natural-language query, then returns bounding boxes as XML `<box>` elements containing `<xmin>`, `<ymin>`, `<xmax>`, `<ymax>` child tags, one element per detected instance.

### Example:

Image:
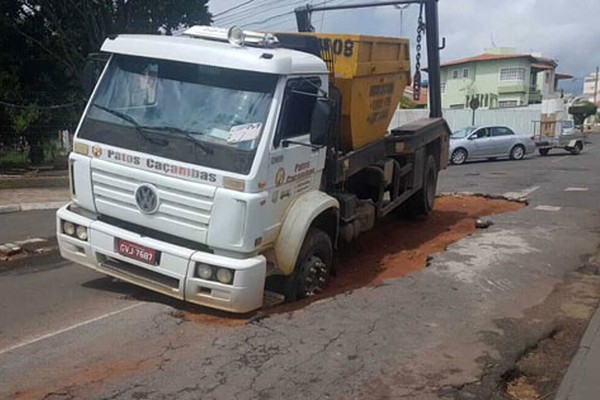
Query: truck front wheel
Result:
<box><xmin>284</xmin><ymin>228</ymin><xmax>333</xmax><ymax>302</ymax></box>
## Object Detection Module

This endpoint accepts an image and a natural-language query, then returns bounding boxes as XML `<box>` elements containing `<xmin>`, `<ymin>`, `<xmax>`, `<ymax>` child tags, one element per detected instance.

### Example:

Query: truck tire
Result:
<box><xmin>284</xmin><ymin>228</ymin><xmax>333</xmax><ymax>302</ymax></box>
<box><xmin>569</xmin><ymin>141</ymin><xmax>583</xmax><ymax>155</ymax></box>
<box><xmin>404</xmin><ymin>155</ymin><xmax>438</xmax><ymax>216</ymax></box>
<box><xmin>539</xmin><ymin>148</ymin><xmax>550</xmax><ymax>156</ymax></box>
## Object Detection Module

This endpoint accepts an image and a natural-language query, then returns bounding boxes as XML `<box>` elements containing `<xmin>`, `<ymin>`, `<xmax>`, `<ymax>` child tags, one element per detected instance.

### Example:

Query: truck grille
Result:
<box><xmin>100</xmin><ymin>256</ymin><xmax>180</xmax><ymax>291</ymax></box>
<box><xmin>91</xmin><ymin>161</ymin><xmax>216</xmax><ymax>243</ymax></box>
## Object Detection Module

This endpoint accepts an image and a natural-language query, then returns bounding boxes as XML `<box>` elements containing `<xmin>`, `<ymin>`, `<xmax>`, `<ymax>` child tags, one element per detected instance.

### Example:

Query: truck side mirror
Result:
<box><xmin>310</xmin><ymin>98</ymin><xmax>331</xmax><ymax>146</ymax></box>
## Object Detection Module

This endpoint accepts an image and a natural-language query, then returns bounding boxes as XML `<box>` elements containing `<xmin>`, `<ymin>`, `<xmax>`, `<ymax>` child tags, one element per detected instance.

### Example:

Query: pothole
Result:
<box><xmin>167</xmin><ymin>194</ymin><xmax>524</xmax><ymax>325</ymax></box>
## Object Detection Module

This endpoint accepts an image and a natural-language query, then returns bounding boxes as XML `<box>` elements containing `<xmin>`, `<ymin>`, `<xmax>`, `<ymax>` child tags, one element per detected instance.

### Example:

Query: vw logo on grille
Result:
<box><xmin>135</xmin><ymin>184</ymin><xmax>159</xmax><ymax>214</ymax></box>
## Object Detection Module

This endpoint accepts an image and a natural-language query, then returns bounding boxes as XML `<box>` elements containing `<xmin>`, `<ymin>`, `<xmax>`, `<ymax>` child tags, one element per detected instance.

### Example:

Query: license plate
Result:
<box><xmin>117</xmin><ymin>239</ymin><xmax>158</xmax><ymax>265</ymax></box>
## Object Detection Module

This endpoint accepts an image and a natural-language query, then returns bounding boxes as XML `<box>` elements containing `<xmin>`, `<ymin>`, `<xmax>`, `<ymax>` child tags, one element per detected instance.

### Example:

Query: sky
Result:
<box><xmin>208</xmin><ymin>0</ymin><xmax>600</xmax><ymax>94</ymax></box>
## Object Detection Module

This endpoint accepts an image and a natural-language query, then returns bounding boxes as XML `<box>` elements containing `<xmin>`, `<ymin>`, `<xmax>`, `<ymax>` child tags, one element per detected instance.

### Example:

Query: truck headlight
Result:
<box><xmin>75</xmin><ymin>225</ymin><xmax>88</xmax><ymax>241</ymax></box>
<box><xmin>196</xmin><ymin>263</ymin><xmax>214</xmax><ymax>280</ymax></box>
<box><xmin>63</xmin><ymin>221</ymin><xmax>75</xmax><ymax>236</ymax></box>
<box><xmin>216</xmin><ymin>267</ymin><xmax>234</xmax><ymax>284</ymax></box>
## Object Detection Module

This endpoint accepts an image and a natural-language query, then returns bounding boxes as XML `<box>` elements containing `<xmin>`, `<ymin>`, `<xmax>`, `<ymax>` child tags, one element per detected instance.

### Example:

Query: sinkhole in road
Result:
<box><xmin>173</xmin><ymin>194</ymin><xmax>525</xmax><ymax>325</ymax></box>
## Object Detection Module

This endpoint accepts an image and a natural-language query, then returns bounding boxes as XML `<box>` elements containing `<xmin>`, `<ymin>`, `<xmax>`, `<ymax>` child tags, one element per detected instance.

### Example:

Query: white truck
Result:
<box><xmin>57</xmin><ymin>1</ymin><xmax>450</xmax><ymax>313</ymax></box>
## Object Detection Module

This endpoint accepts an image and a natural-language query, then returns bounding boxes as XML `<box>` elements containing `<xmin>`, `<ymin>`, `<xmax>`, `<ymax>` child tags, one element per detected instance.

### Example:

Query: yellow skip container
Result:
<box><xmin>308</xmin><ymin>33</ymin><xmax>412</xmax><ymax>150</ymax></box>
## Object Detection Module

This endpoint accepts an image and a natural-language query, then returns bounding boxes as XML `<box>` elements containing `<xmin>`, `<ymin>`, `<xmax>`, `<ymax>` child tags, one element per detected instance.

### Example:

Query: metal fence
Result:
<box><xmin>0</xmin><ymin>126</ymin><xmax>72</xmax><ymax>168</ymax></box>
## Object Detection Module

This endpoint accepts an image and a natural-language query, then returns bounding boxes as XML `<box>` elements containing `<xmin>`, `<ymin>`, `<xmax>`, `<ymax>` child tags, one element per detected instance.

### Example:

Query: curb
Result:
<box><xmin>554</xmin><ymin>246</ymin><xmax>600</xmax><ymax>400</ymax></box>
<box><xmin>0</xmin><ymin>201</ymin><xmax>67</xmax><ymax>215</ymax></box>
<box><xmin>554</xmin><ymin>301</ymin><xmax>600</xmax><ymax>400</ymax></box>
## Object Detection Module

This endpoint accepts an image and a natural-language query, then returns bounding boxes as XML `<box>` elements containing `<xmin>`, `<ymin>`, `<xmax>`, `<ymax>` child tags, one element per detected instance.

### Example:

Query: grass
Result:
<box><xmin>0</xmin><ymin>152</ymin><xmax>30</xmax><ymax>168</ymax></box>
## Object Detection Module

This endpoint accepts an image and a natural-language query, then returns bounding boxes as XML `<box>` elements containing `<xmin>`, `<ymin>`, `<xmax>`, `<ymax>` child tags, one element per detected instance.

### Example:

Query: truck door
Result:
<box><xmin>267</xmin><ymin>77</ymin><xmax>327</xmax><ymax>222</ymax></box>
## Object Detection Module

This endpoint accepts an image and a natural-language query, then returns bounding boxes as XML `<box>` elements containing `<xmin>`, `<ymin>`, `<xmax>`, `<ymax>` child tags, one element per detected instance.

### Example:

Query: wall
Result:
<box><xmin>391</xmin><ymin>106</ymin><xmax>542</xmax><ymax>135</ymax></box>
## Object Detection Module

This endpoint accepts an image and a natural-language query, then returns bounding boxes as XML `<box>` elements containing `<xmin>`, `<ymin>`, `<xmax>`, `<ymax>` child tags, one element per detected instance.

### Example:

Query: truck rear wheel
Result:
<box><xmin>284</xmin><ymin>228</ymin><xmax>333</xmax><ymax>302</ymax></box>
<box><xmin>404</xmin><ymin>155</ymin><xmax>438</xmax><ymax>216</ymax></box>
<box><xmin>539</xmin><ymin>148</ymin><xmax>550</xmax><ymax>156</ymax></box>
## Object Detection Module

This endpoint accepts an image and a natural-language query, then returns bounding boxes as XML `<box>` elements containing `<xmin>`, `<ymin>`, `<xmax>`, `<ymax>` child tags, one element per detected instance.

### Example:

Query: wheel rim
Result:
<box><xmin>513</xmin><ymin>146</ymin><xmax>524</xmax><ymax>159</ymax></box>
<box><xmin>301</xmin><ymin>255</ymin><xmax>328</xmax><ymax>296</ymax></box>
<box><xmin>452</xmin><ymin>150</ymin><xmax>466</xmax><ymax>164</ymax></box>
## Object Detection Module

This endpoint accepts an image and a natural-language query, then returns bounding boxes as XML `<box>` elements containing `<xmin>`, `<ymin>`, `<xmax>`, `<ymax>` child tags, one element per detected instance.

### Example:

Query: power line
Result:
<box><xmin>213</xmin><ymin>0</ymin><xmax>256</xmax><ymax>18</ymax></box>
<box><xmin>244</xmin><ymin>10</ymin><xmax>294</xmax><ymax>27</ymax></box>
<box><xmin>259</xmin><ymin>0</ymin><xmax>362</xmax><ymax>31</ymax></box>
<box><xmin>223</xmin><ymin>0</ymin><xmax>309</xmax><ymax>26</ymax></box>
<box><xmin>217</xmin><ymin>0</ymin><xmax>282</xmax><ymax>24</ymax></box>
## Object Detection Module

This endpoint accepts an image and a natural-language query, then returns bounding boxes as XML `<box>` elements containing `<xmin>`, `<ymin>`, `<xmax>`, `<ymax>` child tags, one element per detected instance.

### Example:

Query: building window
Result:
<box><xmin>463</xmin><ymin>68</ymin><xmax>470</xmax><ymax>78</ymax></box>
<box><xmin>440</xmin><ymin>82</ymin><xmax>446</xmax><ymax>93</ymax></box>
<box><xmin>499</xmin><ymin>67</ymin><xmax>526</xmax><ymax>82</ymax></box>
<box><xmin>498</xmin><ymin>100</ymin><xmax>519</xmax><ymax>108</ymax></box>
<box><xmin>452</xmin><ymin>70</ymin><xmax>459</xmax><ymax>79</ymax></box>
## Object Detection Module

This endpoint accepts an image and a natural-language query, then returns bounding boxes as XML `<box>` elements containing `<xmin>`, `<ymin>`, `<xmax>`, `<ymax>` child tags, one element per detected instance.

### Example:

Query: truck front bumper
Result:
<box><xmin>56</xmin><ymin>204</ymin><xmax>266</xmax><ymax>313</ymax></box>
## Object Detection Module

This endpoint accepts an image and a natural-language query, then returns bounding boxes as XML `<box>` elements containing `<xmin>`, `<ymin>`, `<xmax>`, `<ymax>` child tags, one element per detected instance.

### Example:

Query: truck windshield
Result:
<box><xmin>78</xmin><ymin>54</ymin><xmax>278</xmax><ymax>175</ymax></box>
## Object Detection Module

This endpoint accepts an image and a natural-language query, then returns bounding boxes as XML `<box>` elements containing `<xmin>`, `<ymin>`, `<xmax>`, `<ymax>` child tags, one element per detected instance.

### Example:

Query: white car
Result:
<box><xmin>449</xmin><ymin>125</ymin><xmax>536</xmax><ymax>165</ymax></box>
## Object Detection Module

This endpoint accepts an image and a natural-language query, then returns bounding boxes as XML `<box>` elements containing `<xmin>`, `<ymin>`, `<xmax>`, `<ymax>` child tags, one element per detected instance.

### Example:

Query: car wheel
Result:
<box><xmin>451</xmin><ymin>148</ymin><xmax>467</xmax><ymax>165</ymax></box>
<box><xmin>539</xmin><ymin>148</ymin><xmax>550</xmax><ymax>156</ymax></box>
<box><xmin>283</xmin><ymin>228</ymin><xmax>332</xmax><ymax>302</ymax></box>
<box><xmin>569</xmin><ymin>141</ymin><xmax>583</xmax><ymax>155</ymax></box>
<box><xmin>510</xmin><ymin>145</ymin><xmax>525</xmax><ymax>160</ymax></box>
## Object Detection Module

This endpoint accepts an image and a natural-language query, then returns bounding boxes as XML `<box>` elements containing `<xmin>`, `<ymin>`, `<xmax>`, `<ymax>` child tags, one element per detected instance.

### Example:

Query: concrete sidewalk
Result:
<box><xmin>0</xmin><ymin>188</ymin><xmax>69</xmax><ymax>214</ymax></box>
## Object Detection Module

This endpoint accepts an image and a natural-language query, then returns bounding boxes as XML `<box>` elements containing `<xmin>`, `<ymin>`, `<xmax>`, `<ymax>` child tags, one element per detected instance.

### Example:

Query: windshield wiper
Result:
<box><xmin>145</xmin><ymin>126</ymin><xmax>213</xmax><ymax>155</ymax></box>
<box><xmin>90</xmin><ymin>103</ymin><xmax>169</xmax><ymax>147</ymax></box>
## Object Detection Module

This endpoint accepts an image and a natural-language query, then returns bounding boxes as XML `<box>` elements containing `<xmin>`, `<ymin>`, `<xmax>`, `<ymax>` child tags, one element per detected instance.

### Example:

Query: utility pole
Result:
<box><xmin>594</xmin><ymin>65</ymin><xmax>599</xmax><ymax>104</ymax></box>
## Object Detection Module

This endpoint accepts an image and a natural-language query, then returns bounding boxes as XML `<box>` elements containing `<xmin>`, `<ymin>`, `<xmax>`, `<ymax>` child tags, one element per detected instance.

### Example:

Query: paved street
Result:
<box><xmin>1</xmin><ymin>140</ymin><xmax>600</xmax><ymax>399</ymax></box>
<box><xmin>0</xmin><ymin>210</ymin><xmax>57</xmax><ymax>243</ymax></box>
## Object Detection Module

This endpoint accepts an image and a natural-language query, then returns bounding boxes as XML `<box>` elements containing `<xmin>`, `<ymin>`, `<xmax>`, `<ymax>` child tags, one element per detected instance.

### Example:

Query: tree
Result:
<box><xmin>569</xmin><ymin>100</ymin><xmax>598</xmax><ymax>127</ymax></box>
<box><xmin>0</xmin><ymin>0</ymin><xmax>212</xmax><ymax>165</ymax></box>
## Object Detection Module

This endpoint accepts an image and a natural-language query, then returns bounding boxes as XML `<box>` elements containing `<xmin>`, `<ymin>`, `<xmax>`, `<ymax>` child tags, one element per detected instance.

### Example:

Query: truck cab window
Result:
<box><xmin>276</xmin><ymin>78</ymin><xmax>320</xmax><ymax>144</ymax></box>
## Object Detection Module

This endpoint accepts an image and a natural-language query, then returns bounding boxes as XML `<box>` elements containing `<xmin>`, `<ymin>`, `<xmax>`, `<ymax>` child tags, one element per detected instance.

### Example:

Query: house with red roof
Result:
<box><xmin>438</xmin><ymin>48</ymin><xmax>572</xmax><ymax>110</ymax></box>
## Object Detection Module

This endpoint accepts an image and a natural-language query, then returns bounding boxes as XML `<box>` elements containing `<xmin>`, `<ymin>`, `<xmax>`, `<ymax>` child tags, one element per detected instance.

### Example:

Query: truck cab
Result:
<box><xmin>58</xmin><ymin>27</ymin><xmax>333</xmax><ymax>313</ymax></box>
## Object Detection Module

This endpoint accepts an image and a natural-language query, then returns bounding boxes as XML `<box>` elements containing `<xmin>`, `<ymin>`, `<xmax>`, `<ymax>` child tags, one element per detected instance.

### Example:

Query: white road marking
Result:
<box><xmin>564</xmin><ymin>187</ymin><xmax>589</xmax><ymax>192</ymax></box>
<box><xmin>503</xmin><ymin>186</ymin><xmax>539</xmax><ymax>200</ymax></box>
<box><xmin>535</xmin><ymin>205</ymin><xmax>562</xmax><ymax>212</ymax></box>
<box><xmin>0</xmin><ymin>302</ymin><xmax>145</xmax><ymax>357</ymax></box>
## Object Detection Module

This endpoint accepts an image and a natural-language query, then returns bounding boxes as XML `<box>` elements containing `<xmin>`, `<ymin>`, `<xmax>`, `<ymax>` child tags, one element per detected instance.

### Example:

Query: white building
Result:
<box><xmin>583</xmin><ymin>70</ymin><xmax>600</xmax><ymax>102</ymax></box>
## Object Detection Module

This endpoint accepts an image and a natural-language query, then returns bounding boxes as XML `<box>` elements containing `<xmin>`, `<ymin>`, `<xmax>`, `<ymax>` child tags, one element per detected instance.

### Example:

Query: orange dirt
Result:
<box><xmin>267</xmin><ymin>195</ymin><xmax>523</xmax><ymax>315</ymax></box>
<box><xmin>180</xmin><ymin>195</ymin><xmax>523</xmax><ymax>323</ymax></box>
<box><xmin>171</xmin><ymin>308</ymin><xmax>250</xmax><ymax>327</ymax></box>
<box><xmin>333</xmin><ymin>195</ymin><xmax>523</xmax><ymax>290</ymax></box>
<box><xmin>10</xmin><ymin>358</ymin><xmax>158</xmax><ymax>400</ymax></box>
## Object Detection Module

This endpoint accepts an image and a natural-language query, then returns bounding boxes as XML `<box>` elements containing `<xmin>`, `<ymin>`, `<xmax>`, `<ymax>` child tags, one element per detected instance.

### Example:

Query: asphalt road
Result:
<box><xmin>0</xmin><ymin>209</ymin><xmax>57</xmax><ymax>243</ymax></box>
<box><xmin>1</xmin><ymin>140</ymin><xmax>599</xmax><ymax>399</ymax></box>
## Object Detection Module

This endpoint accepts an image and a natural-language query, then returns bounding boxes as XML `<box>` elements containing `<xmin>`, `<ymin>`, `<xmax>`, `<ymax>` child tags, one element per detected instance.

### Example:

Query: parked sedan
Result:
<box><xmin>449</xmin><ymin>125</ymin><xmax>536</xmax><ymax>165</ymax></box>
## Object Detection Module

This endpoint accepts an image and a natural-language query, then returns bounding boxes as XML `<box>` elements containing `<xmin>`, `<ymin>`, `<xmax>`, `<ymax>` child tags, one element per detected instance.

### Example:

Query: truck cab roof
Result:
<box><xmin>101</xmin><ymin>34</ymin><xmax>328</xmax><ymax>76</ymax></box>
